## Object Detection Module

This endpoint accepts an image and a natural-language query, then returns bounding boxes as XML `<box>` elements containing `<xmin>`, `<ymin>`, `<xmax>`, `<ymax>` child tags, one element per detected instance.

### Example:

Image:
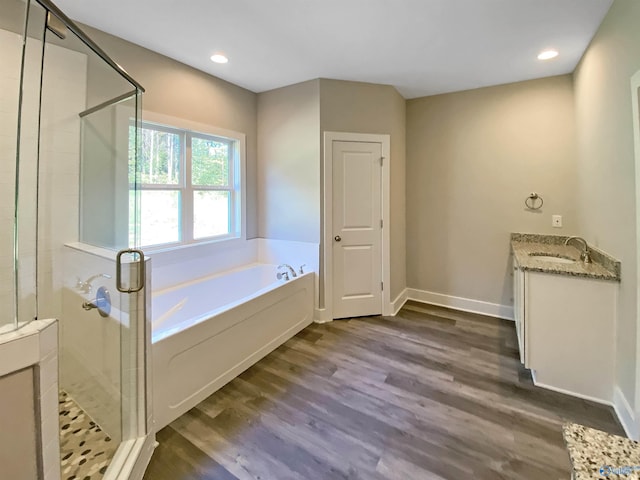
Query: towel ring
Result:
<box><xmin>525</xmin><ymin>192</ymin><xmax>543</xmax><ymax>210</ymax></box>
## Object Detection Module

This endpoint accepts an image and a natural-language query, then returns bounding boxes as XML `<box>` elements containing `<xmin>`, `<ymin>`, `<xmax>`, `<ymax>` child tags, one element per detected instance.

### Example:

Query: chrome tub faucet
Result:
<box><xmin>277</xmin><ymin>264</ymin><xmax>297</xmax><ymax>281</ymax></box>
<box><xmin>76</xmin><ymin>273</ymin><xmax>112</xmax><ymax>293</ymax></box>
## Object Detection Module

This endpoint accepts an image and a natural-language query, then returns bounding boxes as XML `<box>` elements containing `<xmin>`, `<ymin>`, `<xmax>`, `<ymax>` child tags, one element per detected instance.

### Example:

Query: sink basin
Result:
<box><xmin>528</xmin><ymin>253</ymin><xmax>576</xmax><ymax>264</ymax></box>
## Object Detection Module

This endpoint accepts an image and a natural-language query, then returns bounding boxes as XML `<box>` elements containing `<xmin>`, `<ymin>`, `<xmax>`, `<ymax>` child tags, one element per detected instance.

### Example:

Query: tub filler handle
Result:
<box><xmin>82</xmin><ymin>286</ymin><xmax>111</xmax><ymax>317</ymax></box>
<box><xmin>277</xmin><ymin>271</ymin><xmax>290</xmax><ymax>281</ymax></box>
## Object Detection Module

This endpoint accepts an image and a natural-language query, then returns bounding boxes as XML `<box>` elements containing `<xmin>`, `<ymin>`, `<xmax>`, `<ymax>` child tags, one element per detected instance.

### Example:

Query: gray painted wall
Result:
<box><xmin>320</xmin><ymin>79</ymin><xmax>407</xmax><ymax>300</ymax></box>
<box><xmin>406</xmin><ymin>75</ymin><xmax>579</xmax><ymax>307</ymax></box>
<box><xmin>257</xmin><ymin>80</ymin><xmax>321</xmax><ymax>242</ymax></box>
<box><xmin>81</xmin><ymin>25</ymin><xmax>259</xmax><ymax>239</ymax></box>
<box><xmin>257</xmin><ymin>78</ymin><xmax>407</xmax><ymax>302</ymax></box>
<box><xmin>573</xmin><ymin>0</ymin><xmax>640</xmax><ymax>409</ymax></box>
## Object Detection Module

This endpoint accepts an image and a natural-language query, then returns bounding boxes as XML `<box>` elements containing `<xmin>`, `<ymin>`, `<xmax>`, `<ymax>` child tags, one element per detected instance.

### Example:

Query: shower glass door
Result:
<box><xmin>13</xmin><ymin>0</ymin><xmax>152</xmax><ymax>477</ymax></box>
<box><xmin>0</xmin><ymin>0</ymin><xmax>47</xmax><ymax>333</ymax></box>
<box><xmin>0</xmin><ymin>0</ymin><xmax>23</xmax><ymax>335</ymax></box>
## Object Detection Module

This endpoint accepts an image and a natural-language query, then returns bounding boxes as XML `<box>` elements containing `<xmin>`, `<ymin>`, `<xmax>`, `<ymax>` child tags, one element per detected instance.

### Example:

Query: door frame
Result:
<box><xmin>322</xmin><ymin>131</ymin><xmax>391</xmax><ymax>320</ymax></box>
<box><xmin>632</xmin><ymin>69</ymin><xmax>640</xmax><ymax>439</ymax></box>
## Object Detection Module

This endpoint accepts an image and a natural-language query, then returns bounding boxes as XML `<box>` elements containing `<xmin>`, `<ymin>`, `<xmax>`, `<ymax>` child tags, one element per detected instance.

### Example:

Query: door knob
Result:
<box><xmin>334</xmin><ymin>235</ymin><xmax>342</xmax><ymax>242</ymax></box>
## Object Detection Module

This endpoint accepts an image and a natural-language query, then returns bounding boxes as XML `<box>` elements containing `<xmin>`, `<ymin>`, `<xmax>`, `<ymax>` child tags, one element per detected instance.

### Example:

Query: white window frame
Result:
<box><xmin>132</xmin><ymin>112</ymin><xmax>246</xmax><ymax>251</ymax></box>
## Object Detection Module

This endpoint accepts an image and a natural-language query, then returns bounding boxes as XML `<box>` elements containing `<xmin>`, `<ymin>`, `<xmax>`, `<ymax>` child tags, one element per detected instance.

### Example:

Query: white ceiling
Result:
<box><xmin>54</xmin><ymin>0</ymin><xmax>613</xmax><ymax>99</ymax></box>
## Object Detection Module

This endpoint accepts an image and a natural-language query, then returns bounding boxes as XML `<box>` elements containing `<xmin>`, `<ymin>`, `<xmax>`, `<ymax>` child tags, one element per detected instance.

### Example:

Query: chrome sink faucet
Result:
<box><xmin>277</xmin><ymin>264</ymin><xmax>297</xmax><ymax>280</ymax></box>
<box><xmin>564</xmin><ymin>236</ymin><xmax>591</xmax><ymax>264</ymax></box>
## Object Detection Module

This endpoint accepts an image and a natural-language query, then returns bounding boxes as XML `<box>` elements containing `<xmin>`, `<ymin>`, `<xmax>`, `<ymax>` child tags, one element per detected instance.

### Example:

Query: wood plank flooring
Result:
<box><xmin>143</xmin><ymin>301</ymin><xmax>624</xmax><ymax>480</ymax></box>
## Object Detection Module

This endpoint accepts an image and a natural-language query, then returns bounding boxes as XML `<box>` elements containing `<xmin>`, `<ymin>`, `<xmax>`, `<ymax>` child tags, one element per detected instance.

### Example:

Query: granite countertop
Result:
<box><xmin>563</xmin><ymin>423</ymin><xmax>640</xmax><ymax>479</ymax></box>
<box><xmin>511</xmin><ymin>233</ymin><xmax>620</xmax><ymax>282</ymax></box>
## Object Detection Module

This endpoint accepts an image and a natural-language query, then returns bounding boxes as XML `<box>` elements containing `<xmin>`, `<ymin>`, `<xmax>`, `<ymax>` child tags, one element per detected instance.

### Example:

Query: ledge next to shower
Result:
<box><xmin>0</xmin><ymin>319</ymin><xmax>60</xmax><ymax>480</ymax></box>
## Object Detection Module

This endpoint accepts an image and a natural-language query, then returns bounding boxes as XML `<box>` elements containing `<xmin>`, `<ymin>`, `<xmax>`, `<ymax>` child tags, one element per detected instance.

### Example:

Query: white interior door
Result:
<box><xmin>332</xmin><ymin>140</ymin><xmax>383</xmax><ymax>319</ymax></box>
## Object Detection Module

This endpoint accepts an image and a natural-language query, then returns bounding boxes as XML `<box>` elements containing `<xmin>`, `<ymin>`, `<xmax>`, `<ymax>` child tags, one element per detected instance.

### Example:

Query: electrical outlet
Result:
<box><xmin>552</xmin><ymin>215</ymin><xmax>563</xmax><ymax>228</ymax></box>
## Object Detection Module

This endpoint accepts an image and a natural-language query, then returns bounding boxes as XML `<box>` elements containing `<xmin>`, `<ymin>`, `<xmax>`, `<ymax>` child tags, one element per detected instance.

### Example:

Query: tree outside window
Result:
<box><xmin>129</xmin><ymin>122</ymin><xmax>241</xmax><ymax>248</ymax></box>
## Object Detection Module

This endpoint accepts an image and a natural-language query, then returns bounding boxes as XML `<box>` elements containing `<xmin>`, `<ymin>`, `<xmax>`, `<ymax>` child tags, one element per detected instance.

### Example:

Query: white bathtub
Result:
<box><xmin>151</xmin><ymin>263</ymin><xmax>314</xmax><ymax>429</ymax></box>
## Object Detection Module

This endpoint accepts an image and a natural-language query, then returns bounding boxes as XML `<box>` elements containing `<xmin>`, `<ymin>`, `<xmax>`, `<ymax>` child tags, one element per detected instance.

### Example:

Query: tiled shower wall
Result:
<box><xmin>61</xmin><ymin>245</ymin><xmax>126</xmax><ymax>445</ymax></box>
<box><xmin>0</xmin><ymin>28</ymin><xmax>87</xmax><ymax>328</ymax></box>
<box><xmin>0</xmin><ymin>29</ymin><xmax>22</xmax><ymax>331</ymax></box>
<box><xmin>1</xmin><ymin>23</ymin><xmax>145</xmax><ymax>469</ymax></box>
<box><xmin>38</xmin><ymin>40</ymin><xmax>87</xmax><ymax>321</ymax></box>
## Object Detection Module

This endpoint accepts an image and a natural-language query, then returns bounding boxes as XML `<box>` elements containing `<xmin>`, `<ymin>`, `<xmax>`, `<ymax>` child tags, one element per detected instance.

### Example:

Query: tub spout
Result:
<box><xmin>76</xmin><ymin>272</ymin><xmax>112</xmax><ymax>293</ymax></box>
<box><xmin>277</xmin><ymin>264</ymin><xmax>297</xmax><ymax>278</ymax></box>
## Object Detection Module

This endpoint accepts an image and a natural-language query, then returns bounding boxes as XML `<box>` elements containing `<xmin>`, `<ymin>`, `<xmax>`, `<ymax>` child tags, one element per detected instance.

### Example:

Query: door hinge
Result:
<box><xmin>381</xmin><ymin>282</ymin><xmax>384</xmax><ymax>291</ymax></box>
<box><xmin>380</xmin><ymin>219</ymin><xmax>383</xmax><ymax>228</ymax></box>
<box><xmin>380</xmin><ymin>156</ymin><xmax>385</xmax><ymax>166</ymax></box>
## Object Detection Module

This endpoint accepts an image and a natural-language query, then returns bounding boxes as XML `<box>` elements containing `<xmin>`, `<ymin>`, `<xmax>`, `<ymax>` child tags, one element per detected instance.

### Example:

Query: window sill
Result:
<box><xmin>65</xmin><ymin>242</ymin><xmax>120</xmax><ymax>261</ymax></box>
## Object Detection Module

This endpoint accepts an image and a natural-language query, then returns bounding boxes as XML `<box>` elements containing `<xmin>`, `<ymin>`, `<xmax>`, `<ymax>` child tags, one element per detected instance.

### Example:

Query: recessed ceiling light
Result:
<box><xmin>537</xmin><ymin>49</ymin><xmax>559</xmax><ymax>61</ymax></box>
<box><xmin>210</xmin><ymin>54</ymin><xmax>228</xmax><ymax>64</ymax></box>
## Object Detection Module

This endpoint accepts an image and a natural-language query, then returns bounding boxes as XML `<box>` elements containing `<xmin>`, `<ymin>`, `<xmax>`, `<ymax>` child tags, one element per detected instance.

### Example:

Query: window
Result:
<box><xmin>129</xmin><ymin>121</ymin><xmax>243</xmax><ymax>248</ymax></box>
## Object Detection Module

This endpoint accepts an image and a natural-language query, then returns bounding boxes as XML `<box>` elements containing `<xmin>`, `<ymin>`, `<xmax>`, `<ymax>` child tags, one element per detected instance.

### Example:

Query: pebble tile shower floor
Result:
<box><xmin>59</xmin><ymin>391</ymin><xmax>117</xmax><ymax>480</ymax></box>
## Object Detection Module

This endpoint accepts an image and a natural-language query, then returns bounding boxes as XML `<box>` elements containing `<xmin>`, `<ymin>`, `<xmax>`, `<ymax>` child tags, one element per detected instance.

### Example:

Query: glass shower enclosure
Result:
<box><xmin>2</xmin><ymin>0</ymin><xmax>153</xmax><ymax>477</ymax></box>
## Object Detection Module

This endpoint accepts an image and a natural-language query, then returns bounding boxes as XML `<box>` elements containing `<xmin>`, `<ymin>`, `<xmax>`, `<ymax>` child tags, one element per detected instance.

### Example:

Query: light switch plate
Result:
<box><xmin>552</xmin><ymin>215</ymin><xmax>562</xmax><ymax>228</ymax></box>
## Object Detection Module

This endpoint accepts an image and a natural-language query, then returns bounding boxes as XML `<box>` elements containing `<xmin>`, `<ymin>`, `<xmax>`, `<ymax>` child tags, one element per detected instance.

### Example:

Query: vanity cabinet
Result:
<box><xmin>512</xmin><ymin>256</ymin><xmax>616</xmax><ymax>402</ymax></box>
<box><xmin>512</xmin><ymin>261</ymin><xmax>526</xmax><ymax>365</ymax></box>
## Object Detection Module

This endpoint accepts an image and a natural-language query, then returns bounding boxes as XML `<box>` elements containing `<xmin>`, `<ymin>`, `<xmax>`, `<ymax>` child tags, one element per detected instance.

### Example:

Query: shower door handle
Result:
<box><xmin>116</xmin><ymin>249</ymin><xmax>145</xmax><ymax>293</ymax></box>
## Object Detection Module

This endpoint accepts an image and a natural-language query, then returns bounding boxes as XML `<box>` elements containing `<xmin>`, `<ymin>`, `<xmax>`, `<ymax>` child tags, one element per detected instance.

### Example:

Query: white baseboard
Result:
<box><xmin>390</xmin><ymin>288</ymin><xmax>409</xmax><ymax>316</ymax></box>
<box><xmin>406</xmin><ymin>288</ymin><xmax>514</xmax><ymax>321</ymax></box>
<box><xmin>531</xmin><ymin>371</ymin><xmax>612</xmax><ymax>406</ymax></box>
<box><xmin>317</xmin><ymin>289</ymin><xmax>409</xmax><ymax>320</ymax></box>
<box><xmin>532</xmin><ymin>374</ymin><xmax>636</xmax><ymax>440</ymax></box>
<box><xmin>614</xmin><ymin>386</ymin><xmax>638</xmax><ymax>440</ymax></box>
<box><xmin>314</xmin><ymin>308</ymin><xmax>332</xmax><ymax>324</ymax></box>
